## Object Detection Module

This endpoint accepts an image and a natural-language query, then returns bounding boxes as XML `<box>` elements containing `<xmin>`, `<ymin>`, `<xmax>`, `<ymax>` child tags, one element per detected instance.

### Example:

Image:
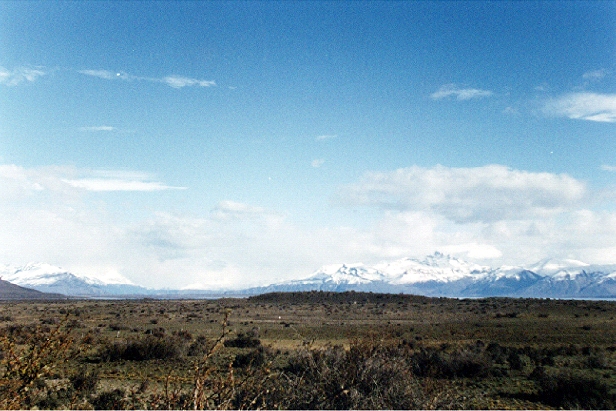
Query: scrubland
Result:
<box><xmin>1</xmin><ymin>291</ymin><xmax>616</xmax><ymax>409</ymax></box>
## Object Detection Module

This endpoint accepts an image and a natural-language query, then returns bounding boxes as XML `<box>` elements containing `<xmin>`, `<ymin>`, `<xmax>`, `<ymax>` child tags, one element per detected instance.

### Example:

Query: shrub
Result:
<box><xmin>99</xmin><ymin>334</ymin><xmax>185</xmax><ymax>361</ymax></box>
<box><xmin>233</xmin><ymin>346</ymin><xmax>266</xmax><ymax>368</ymax></box>
<box><xmin>91</xmin><ymin>388</ymin><xmax>126</xmax><ymax>410</ymax></box>
<box><xmin>187</xmin><ymin>335</ymin><xmax>211</xmax><ymax>357</ymax></box>
<box><xmin>507</xmin><ymin>350</ymin><xmax>530</xmax><ymax>371</ymax></box>
<box><xmin>586</xmin><ymin>352</ymin><xmax>609</xmax><ymax>369</ymax></box>
<box><xmin>34</xmin><ymin>385</ymin><xmax>76</xmax><ymax>410</ymax></box>
<box><xmin>486</xmin><ymin>342</ymin><xmax>508</xmax><ymax>364</ymax></box>
<box><xmin>69</xmin><ymin>366</ymin><xmax>100</xmax><ymax>395</ymax></box>
<box><xmin>411</xmin><ymin>348</ymin><xmax>447</xmax><ymax>378</ymax></box>
<box><xmin>224</xmin><ymin>330</ymin><xmax>261</xmax><ymax>348</ymax></box>
<box><xmin>446</xmin><ymin>348</ymin><xmax>493</xmax><ymax>378</ymax></box>
<box><xmin>109</xmin><ymin>323</ymin><xmax>129</xmax><ymax>331</ymax></box>
<box><xmin>173</xmin><ymin>329</ymin><xmax>193</xmax><ymax>341</ymax></box>
<box><xmin>411</xmin><ymin>345</ymin><xmax>493</xmax><ymax>379</ymax></box>
<box><xmin>277</xmin><ymin>339</ymin><xmax>463</xmax><ymax>409</ymax></box>
<box><xmin>0</xmin><ymin>318</ymin><xmax>76</xmax><ymax>409</ymax></box>
<box><xmin>535</xmin><ymin>370</ymin><xmax>615</xmax><ymax>409</ymax></box>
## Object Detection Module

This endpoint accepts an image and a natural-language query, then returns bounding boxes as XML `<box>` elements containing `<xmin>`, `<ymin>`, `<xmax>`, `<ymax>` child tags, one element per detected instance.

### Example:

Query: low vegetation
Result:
<box><xmin>1</xmin><ymin>292</ymin><xmax>616</xmax><ymax>409</ymax></box>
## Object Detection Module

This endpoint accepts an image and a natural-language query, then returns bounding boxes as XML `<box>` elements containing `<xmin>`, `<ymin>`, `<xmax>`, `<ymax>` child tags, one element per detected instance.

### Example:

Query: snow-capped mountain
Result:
<box><xmin>517</xmin><ymin>258</ymin><xmax>616</xmax><ymax>298</ymax></box>
<box><xmin>0</xmin><ymin>263</ymin><xmax>148</xmax><ymax>297</ymax></box>
<box><xmin>373</xmin><ymin>253</ymin><xmax>491</xmax><ymax>284</ymax></box>
<box><xmin>251</xmin><ymin>253</ymin><xmax>616</xmax><ymax>298</ymax></box>
<box><xmin>3</xmin><ymin>253</ymin><xmax>616</xmax><ymax>299</ymax></box>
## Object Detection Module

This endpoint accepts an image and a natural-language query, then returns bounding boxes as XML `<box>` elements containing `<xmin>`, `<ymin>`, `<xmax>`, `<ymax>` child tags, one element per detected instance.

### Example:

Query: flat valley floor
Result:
<box><xmin>1</xmin><ymin>292</ymin><xmax>616</xmax><ymax>409</ymax></box>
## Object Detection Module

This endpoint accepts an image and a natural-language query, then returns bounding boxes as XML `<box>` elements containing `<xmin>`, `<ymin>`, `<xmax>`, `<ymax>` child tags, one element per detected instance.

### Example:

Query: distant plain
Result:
<box><xmin>1</xmin><ymin>292</ymin><xmax>616</xmax><ymax>409</ymax></box>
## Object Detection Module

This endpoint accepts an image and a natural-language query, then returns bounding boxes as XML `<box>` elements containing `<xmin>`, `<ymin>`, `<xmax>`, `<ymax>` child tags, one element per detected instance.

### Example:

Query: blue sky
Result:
<box><xmin>1</xmin><ymin>1</ymin><xmax>615</xmax><ymax>289</ymax></box>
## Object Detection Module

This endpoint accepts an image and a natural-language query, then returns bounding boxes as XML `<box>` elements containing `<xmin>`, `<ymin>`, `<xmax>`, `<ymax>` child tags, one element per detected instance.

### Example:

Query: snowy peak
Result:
<box><xmin>373</xmin><ymin>252</ymin><xmax>492</xmax><ymax>284</ymax></box>
<box><xmin>419</xmin><ymin>251</ymin><xmax>478</xmax><ymax>268</ymax></box>
<box><xmin>304</xmin><ymin>253</ymin><xmax>492</xmax><ymax>287</ymax></box>
<box><xmin>1</xmin><ymin>262</ymin><xmax>133</xmax><ymax>286</ymax></box>
<box><xmin>259</xmin><ymin>253</ymin><xmax>616</xmax><ymax>298</ymax></box>
<box><xmin>302</xmin><ymin>263</ymin><xmax>384</xmax><ymax>285</ymax></box>
<box><xmin>4</xmin><ymin>253</ymin><xmax>616</xmax><ymax>299</ymax></box>
<box><xmin>2</xmin><ymin>263</ymin><xmax>80</xmax><ymax>286</ymax></box>
<box><xmin>528</xmin><ymin>258</ymin><xmax>589</xmax><ymax>275</ymax></box>
<box><xmin>0</xmin><ymin>263</ymin><xmax>145</xmax><ymax>297</ymax></box>
<box><xmin>527</xmin><ymin>258</ymin><xmax>616</xmax><ymax>280</ymax></box>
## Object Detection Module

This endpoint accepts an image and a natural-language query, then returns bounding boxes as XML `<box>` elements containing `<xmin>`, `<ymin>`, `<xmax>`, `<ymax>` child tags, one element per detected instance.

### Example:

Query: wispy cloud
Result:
<box><xmin>79</xmin><ymin>126</ymin><xmax>117</xmax><ymax>132</ymax></box>
<box><xmin>77</xmin><ymin>69</ymin><xmax>124</xmax><ymax>80</ymax></box>
<box><xmin>601</xmin><ymin>165</ymin><xmax>616</xmax><ymax>172</ymax></box>
<box><xmin>0</xmin><ymin>66</ymin><xmax>46</xmax><ymax>86</ymax></box>
<box><xmin>0</xmin><ymin>164</ymin><xmax>186</xmax><ymax>195</ymax></box>
<box><xmin>162</xmin><ymin>76</ymin><xmax>216</xmax><ymax>88</ymax></box>
<box><xmin>543</xmin><ymin>92</ymin><xmax>616</xmax><ymax>123</ymax></box>
<box><xmin>311</xmin><ymin>159</ymin><xmax>325</xmax><ymax>168</ymax></box>
<box><xmin>583</xmin><ymin>69</ymin><xmax>608</xmax><ymax>81</ymax></box>
<box><xmin>316</xmin><ymin>134</ymin><xmax>337</xmax><ymax>141</ymax></box>
<box><xmin>78</xmin><ymin>68</ymin><xmax>215</xmax><ymax>89</ymax></box>
<box><xmin>211</xmin><ymin>200</ymin><xmax>270</xmax><ymax>221</ymax></box>
<box><xmin>431</xmin><ymin>84</ymin><xmax>493</xmax><ymax>101</ymax></box>
<box><xmin>63</xmin><ymin>178</ymin><xmax>187</xmax><ymax>192</ymax></box>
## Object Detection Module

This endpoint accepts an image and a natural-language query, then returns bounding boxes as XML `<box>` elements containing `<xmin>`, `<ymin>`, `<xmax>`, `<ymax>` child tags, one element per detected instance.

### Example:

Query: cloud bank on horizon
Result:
<box><xmin>0</xmin><ymin>1</ymin><xmax>615</xmax><ymax>289</ymax></box>
<box><xmin>2</xmin><ymin>163</ymin><xmax>616</xmax><ymax>289</ymax></box>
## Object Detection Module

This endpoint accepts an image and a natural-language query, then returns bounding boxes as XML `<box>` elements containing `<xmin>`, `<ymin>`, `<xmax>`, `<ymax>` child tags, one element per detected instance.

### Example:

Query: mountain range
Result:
<box><xmin>2</xmin><ymin>253</ymin><xmax>616</xmax><ymax>299</ymax></box>
<box><xmin>0</xmin><ymin>263</ymin><xmax>148</xmax><ymax>297</ymax></box>
<box><xmin>246</xmin><ymin>253</ymin><xmax>616</xmax><ymax>299</ymax></box>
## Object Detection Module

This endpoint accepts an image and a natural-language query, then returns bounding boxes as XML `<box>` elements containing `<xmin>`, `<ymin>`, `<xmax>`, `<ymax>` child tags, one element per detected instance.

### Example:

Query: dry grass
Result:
<box><xmin>0</xmin><ymin>293</ymin><xmax>615</xmax><ymax>409</ymax></box>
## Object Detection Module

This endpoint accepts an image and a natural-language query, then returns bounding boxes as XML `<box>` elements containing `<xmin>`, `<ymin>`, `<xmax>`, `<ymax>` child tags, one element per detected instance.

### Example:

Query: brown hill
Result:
<box><xmin>0</xmin><ymin>278</ymin><xmax>66</xmax><ymax>300</ymax></box>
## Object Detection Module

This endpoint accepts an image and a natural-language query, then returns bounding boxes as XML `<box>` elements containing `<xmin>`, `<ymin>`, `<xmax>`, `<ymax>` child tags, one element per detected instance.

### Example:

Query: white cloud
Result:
<box><xmin>431</xmin><ymin>84</ymin><xmax>493</xmax><ymax>100</ymax></box>
<box><xmin>316</xmin><ymin>134</ymin><xmax>337</xmax><ymax>141</ymax></box>
<box><xmin>78</xmin><ymin>68</ymin><xmax>215</xmax><ymax>89</ymax></box>
<box><xmin>332</xmin><ymin>165</ymin><xmax>616</xmax><ymax>266</ymax></box>
<box><xmin>79</xmin><ymin>126</ymin><xmax>117</xmax><ymax>132</ymax></box>
<box><xmin>78</xmin><ymin>69</ymin><xmax>121</xmax><ymax>80</ymax></box>
<box><xmin>311</xmin><ymin>159</ymin><xmax>325</xmax><ymax>168</ymax></box>
<box><xmin>69</xmin><ymin>169</ymin><xmax>187</xmax><ymax>192</ymax></box>
<box><xmin>0</xmin><ymin>164</ymin><xmax>77</xmax><ymax>200</ymax></box>
<box><xmin>0</xmin><ymin>164</ymin><xmax>185</xmax><ymax>197</ymax></box>
<box><xmin>210</xmin><ymin>200</ymin><xmax>276</xmax><ymax>221</ymax></box>
<box><xmin>162</xmin><ymin>76</ymin><xmax>216</xmax><ymax>88</ymax></box>
<box><xmin>583</xmin><ymin>69</ymin><xmax>608</xmax><ymax>81</ymax></box>
<box><xmin>0</xmin><ymin>66</ymin><xmax>45</xmax><ymax>86</ymax></box>
<box><xmin>0</xmin><ymin>165</ymin><xmax>375</xmax><ymax>288</ymax></box>
<box><xmin>3</xmin><ymin>163</ymin><xmax>616</xmax><ymax>289</ymax></box>
<box><xmin>543</xmin><ymin>92</ymin><xmax>616</xmax><ymax>123</ymax></box>
<box><xmin>440</xmin><ymin>243</ymin><xmax>503</xmax><ymax>260</ymax></box>
<box><xmin>337</xmin><ymin>165</ymin><xmax>586</xmax><ymax>223</ymax></box>
<box><xmin>125</xmin><ymin>207</ymin><xmax>340</xmax><ymax>288</ymax></box>
<box><xmin>601</xmin><ymin>165</ymin><xmax>616</xmax><ymax>172</ymax></box>
<box><xmin>63</xmin><ymin>178</ymin><xmax>187</xmax><ymax>192</ymax></box>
